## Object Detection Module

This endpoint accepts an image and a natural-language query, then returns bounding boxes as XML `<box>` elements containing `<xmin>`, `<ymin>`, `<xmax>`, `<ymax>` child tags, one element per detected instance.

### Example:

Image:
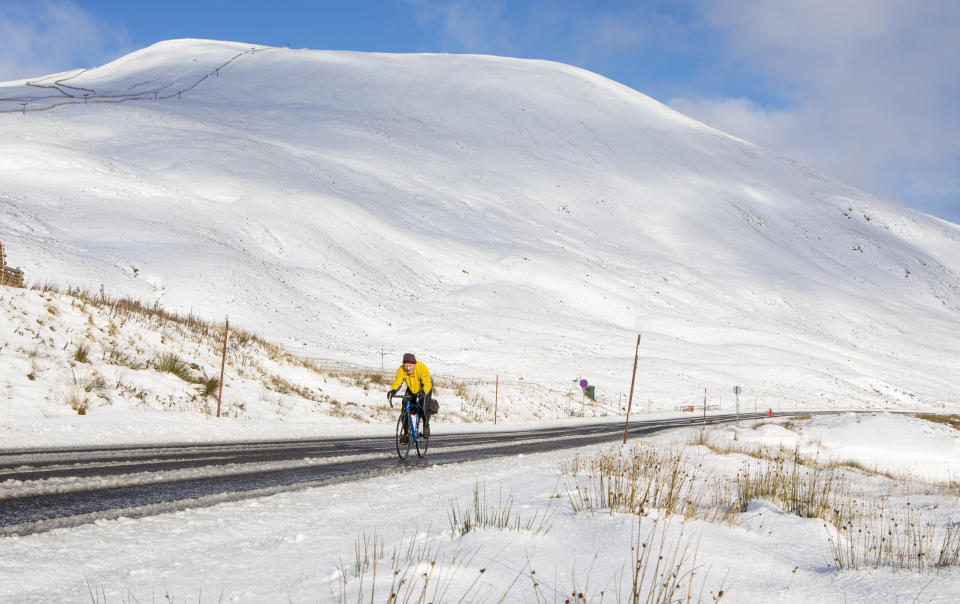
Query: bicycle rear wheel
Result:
<box><xmin>415</xmin><ymin>414</ymin><xmax>429</xmax><ymax>458</ymax></box>
<box><xmin>396</xmin><ymin>412</ymin><xmax>411</xmax><ymax>459</ymax></box>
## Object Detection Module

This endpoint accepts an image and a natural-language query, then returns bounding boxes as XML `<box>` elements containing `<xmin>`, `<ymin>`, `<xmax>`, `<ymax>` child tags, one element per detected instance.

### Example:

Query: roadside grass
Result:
<box><xmin>84</xmin><ymin>578</ymin><xmax>224</xmax><ymax>603</ymax></box>
<box><xmin>267</xmin><ymin>374</ymin><xmax>319</xmax><ymax>402</ymax></box>
<box><xmin>911</xmin><ymin>413</ymin><xmax>960</xmax><ymax>431</ymax></box>
<box><xmin>340</xmin><ymin>514</ymin><xmax>723</xmax><ymax>603</ymax></box>
<box><xmin>626</xmin><ymin>518</ymin><xmax>725</xmax><ymax>604</ymax></box>
<box><xmin>560</xmin><ymin>436</ymin><xmax>960</xmax><ymax>574</ymax></box>
<box><xmin>82</xmin><ymin>371</ymin><xmax>107</xmax><ymax>394</ymax></box>
<box><xmin>561</xmin><ymin>445</ymin><xmax>708</xmax><ymax>521</ymax></box>
<box><xmin>196</xmin><ymin>374</ymin><xmax>220</xmax><ymax>399</ymax></box>
<box><xmin>685</xmin><ymin>430</ymin><xmax>903</xmax><ymax>482</ymax></box>
<box><xmin>64</xmin><ymin>386</ymin><xmax>88</xmax><ymax>415</ymax></box>
<box><xmin>73</xmin><ymin>341</ymin><xmax>91</xmax><ymax>364</ymax></box>
<box><xmin>731</xmin><ymin>450</ymin><xmax>846</xmax><ymax>522</ymax></box>
<box><xmin>62</xmin><ymin>370</ymin><xmax>108</xmax><ymax>415</ymax></box>
<box><xmin>152</xmin><ymin>353</ymin><xmax>221</xmax><ymax>399</ymax></box>
<box><xmin>22</xmin><ymin>282</ymin><xmax>576</xmax><ymax>422</ymax></box>
<box><xmin>105</xmin><ymin>345</ymin><xmax>146</xmax><ymax>370</ymax></box>
<box><xmin>33</xmin><ymin>282</ymin><xmax>265</xmax><ymax>350</ymax></box>
<box><xmin>826</xmin><ymin>500</ymin><xmax>960</xmax><ymax>572</ymax></box>
<box><xmin>447</xmin><ymin>481</ymin><xmax>554</xmax><ymax>537</ymax></box>
<box><xmin>336</xmin><ymin>529</ymin><xmax>487</xmax><ymax>603</ymax></box>
<box><xmin>154</xmin><ymin>353</ymin><xmax>193</xmax><ymax>381</ymax></box>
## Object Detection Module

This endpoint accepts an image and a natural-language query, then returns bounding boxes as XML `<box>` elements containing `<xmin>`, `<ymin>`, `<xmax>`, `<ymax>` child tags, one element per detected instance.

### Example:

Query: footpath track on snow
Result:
<box><xmin>0</xmin><ymin>412</ymin><xmax>809</xmax><ymax>536</ymax></box>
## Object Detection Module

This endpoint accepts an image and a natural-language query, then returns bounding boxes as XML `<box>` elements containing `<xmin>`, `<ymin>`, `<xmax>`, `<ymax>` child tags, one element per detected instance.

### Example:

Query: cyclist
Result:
<box><xmin>387</xmin><ymin>353</ymin><xmax>433</xmax><ymax>441</ymax></box>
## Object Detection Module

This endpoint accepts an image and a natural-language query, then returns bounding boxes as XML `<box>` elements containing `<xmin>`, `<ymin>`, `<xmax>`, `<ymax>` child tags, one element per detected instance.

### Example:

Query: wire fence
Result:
<box><xmin>293</xmin><ymin>353</ymin><xmax>630</xmax><ymax>416</ymax></box>
<box><xmin>0</xmin><ymin>45</ymin><xmax>278</xmax><ymax>115</ymax></box>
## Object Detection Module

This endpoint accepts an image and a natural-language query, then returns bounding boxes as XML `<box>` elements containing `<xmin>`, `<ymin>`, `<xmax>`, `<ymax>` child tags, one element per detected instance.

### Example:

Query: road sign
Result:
<box><xmin>579</xmin><ymin>379</ymin><xmax>589</xmax><ymax>389</ymax></box>
<box><xmin>733</xmin><ymin>386</ymin><xmax>742</xmax><ymax>395</ymax></box>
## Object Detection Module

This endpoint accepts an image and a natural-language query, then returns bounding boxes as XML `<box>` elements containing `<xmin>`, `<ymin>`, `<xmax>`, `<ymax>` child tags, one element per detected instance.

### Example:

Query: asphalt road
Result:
<box><xmin>0</xmin><ymin>411</ymin><xmax>789</xmax><ymax>536</ymax></box>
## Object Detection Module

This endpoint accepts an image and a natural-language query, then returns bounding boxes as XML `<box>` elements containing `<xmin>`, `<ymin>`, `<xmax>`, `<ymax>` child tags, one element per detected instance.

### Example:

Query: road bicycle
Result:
<box><xmin>390</xmin><ymin>392</ymin><xmax>429</xmax><ymax>459</ymax></box>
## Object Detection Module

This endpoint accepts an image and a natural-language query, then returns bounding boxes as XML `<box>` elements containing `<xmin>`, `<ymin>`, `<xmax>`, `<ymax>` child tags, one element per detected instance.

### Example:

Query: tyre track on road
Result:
<box><xmin>0</xmin><ymin>412</ymin><xmax>801</xmax><ymax>536</ymax></box>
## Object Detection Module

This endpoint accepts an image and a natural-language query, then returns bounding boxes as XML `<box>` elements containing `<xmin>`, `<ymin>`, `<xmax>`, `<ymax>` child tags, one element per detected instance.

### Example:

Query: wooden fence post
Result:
<box><xmin>494</xmin><ymin>375</ymin><xmax>499</xmax><ymax>424</ymax></box>
<box><xmin>217</xmin><ymin>317</ymin><xmax>229</xmax><ymax>417</ymax></box>
<box><xmin>622</xmin><ymin>334</ymin><xmax>641</xmax><ymax>444</ymax></box>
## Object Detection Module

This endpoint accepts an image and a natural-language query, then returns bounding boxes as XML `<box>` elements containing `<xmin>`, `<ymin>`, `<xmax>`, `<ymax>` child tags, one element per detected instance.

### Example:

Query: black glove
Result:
<box><xmin>387</xmin><ymin>389</ymin><xmax>397</xmax><ymax>405</ymax></box>
<box><xmin>416</xmin><ymin>391</ymin><xmax>425</xmax><ymax>404</ymax></box>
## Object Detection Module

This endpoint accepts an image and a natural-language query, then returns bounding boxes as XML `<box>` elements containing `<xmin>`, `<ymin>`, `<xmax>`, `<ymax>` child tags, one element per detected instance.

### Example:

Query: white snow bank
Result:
<box><xmin>657</xmin><ymin>411</ymin><xmax>960</xmax><ymax>482</ymax></box>
<box><xmin>2</xmin><ymin>412</ymin><xmax>959</xmax><ymax>603</ymax></box>
<box><xmin>0</xmin><ymin>287</ymin><xmax>621</xmax><ymax>450</ymax></box>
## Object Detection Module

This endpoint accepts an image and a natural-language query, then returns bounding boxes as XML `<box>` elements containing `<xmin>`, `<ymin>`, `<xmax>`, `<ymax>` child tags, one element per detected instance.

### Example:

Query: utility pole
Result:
<box><xmin>702</xmin><ymin>388</ymin><xmax>707</xmax><ymax>428</ymax></box>
<box><xmin>622</xmin><ymin>334</ymin><xmax>642</xmax><ymax>444</ymax></box>
<box><xmin>734</xmin><ymin>386</ymin><xmax>742</xmax><ymax>425</ymax></box>
<box><xmin>494</xmin><ymin>375</ymin><xmax>499</xmax><ymax>425</ymax></box>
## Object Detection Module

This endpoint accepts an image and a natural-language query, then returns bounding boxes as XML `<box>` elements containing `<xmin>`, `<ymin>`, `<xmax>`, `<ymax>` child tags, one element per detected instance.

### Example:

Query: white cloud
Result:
<box><xmin>671</xmin><ymin>0</ymin><xmax>960</xmax><ymax>220</ymax></box>
<box><xmin>405</xmin><ymin>0</ymin><xmax>651</xmax><ymax>63</ymax></box>
<box><xmin>0</xmin><ymin>0</ymin><xmax>131</xmax><ymax>82</ymax></box>
<box><xmin>405</xmin><ymin>0</ymin><xmax>516</xmax><ymax>55</ymax></box>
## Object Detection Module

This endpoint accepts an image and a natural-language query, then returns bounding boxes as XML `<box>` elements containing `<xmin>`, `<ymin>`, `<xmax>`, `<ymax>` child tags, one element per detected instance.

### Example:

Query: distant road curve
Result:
<box><xmin>0</xmin><ymin>411</ymin><xmax>821</xmax><ymax>536</ymax></box>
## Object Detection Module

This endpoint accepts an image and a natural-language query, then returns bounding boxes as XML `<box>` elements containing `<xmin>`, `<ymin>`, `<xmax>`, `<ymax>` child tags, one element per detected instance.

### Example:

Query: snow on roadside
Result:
<box><xmin>0</xmin><ymin>286</ymin><xmax>616</xmax><ymax>450</ymax></box>
<box><xmin>1</xmin><ymin>412</ymin><xmax>959</xmax><ymax>602</ymax></box>
<box><xmin>655</xmin><ymin>411</ymin><xmax>960</xmax><ymax>483</ymax></box>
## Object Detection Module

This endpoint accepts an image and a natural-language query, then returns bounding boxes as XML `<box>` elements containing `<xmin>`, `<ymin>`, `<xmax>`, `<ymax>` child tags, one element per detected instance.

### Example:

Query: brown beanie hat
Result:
<box><xmin>402</xmin><ymin>353</ymin><xmax>416</xmax><ymax>364</ymax></box>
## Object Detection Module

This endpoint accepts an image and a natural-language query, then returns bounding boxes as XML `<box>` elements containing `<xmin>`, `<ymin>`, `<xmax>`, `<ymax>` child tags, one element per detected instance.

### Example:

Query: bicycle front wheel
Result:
<box><xmin>415</xmin><ymin>416</ymin><xmax>429</xmax><ymax>458</ymax></box>
<box><xmin>396</xmin><ymin>413</ymin><xmax>411</xmax><ymax>459</ymax></box>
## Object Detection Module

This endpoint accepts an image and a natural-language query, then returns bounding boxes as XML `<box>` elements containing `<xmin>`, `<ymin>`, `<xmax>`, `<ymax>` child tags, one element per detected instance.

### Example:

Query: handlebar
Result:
<box><xmin>388</xmin><ymin>392</ymin><xmax>422</xmax><ymax>410</ymax></box>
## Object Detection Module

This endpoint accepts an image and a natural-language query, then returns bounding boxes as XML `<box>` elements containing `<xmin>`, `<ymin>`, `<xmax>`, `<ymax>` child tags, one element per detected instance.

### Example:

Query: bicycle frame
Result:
<box><xmin>403</xmin><ymin>397</ymin><xmax>422</xmax><ymax>443</ymax></box>
<box><xmin>391</xmin><ymin>392</ymin><xmax>428</xmax><ymax>459</ymax></box>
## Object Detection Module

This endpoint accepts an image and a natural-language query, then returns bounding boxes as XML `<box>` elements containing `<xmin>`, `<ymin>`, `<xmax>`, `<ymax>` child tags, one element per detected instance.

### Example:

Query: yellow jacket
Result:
<box><xmin>390</xmin><ymin>361</ymin><xmax>432</xmax><ymax>394</ymax></box>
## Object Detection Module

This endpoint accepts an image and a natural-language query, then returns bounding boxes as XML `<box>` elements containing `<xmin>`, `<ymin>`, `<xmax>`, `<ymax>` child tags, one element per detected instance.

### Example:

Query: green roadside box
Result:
<box><xmin>585</xmin><ymin>385</ymin><xmax>596</xmax><ymax>400</ymax></box>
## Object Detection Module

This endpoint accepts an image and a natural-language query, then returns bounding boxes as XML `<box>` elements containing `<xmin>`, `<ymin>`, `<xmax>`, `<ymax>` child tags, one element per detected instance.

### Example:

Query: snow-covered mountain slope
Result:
<box><xmin>2</xmin><ymin>39</ymin><xmax>959</xmax><ymax>409</ymax></box>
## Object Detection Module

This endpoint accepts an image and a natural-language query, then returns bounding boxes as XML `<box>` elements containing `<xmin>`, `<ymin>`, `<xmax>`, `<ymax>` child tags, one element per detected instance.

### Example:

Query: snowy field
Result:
<box><xmin>1</xmin><ymin>412</ymin><xmax>958</xmax><ymax>603</ymax></box>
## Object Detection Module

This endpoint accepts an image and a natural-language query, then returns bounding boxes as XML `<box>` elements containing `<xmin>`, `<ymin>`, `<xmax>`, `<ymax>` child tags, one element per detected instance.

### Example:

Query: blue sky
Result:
<box><xmin>2</xmin><ymin>0</ymin><xmax>958</xmax><ymax>223</ymax></box>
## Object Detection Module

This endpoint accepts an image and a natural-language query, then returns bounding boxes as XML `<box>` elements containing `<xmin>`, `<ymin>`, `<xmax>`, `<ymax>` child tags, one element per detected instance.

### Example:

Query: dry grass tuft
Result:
<box><xmin>562</xmin><ymin>445</ymin><xmax>707</xmax><ymax>520</ymax></box>
<box><xmin>447</xmin><ymin>481</ymin><xmax>554</xmax><ymax>537</ymax></box>
<box><xmin>106</xmin><ymin>346</ymin><xmax>146</xmax><ymax>370</ymax></box>
<box><xmin>912</xmin><ymin>414</ymin><xmax>960</xmax><ymax>432</ymax></box>
<box><xmin>827</xmin><ymin>501</ymin><xmax>960</xmax><ymax>572</ymax></box>
<box><xmin>73</xmin><ymin>341</ymin><xmax>91</xmax><ymax>364</ymax></box>
<box><xmin>196</xmin><ymin>374</ymin><xmax>220</xmax><ymax>399</ymax></box>
<box><xmin>154</xmin><ymin>353</ymin><xmax>193</xmax><ymax>381</ymax></box>
<box><xmin>82</xmin><ymin>372</ymin><xmax>107</xmax><ymax>393</ymax></box>
<box><xmin>561</xmin><ymin>434</ymin><xmax>960</xmax><ymax>574</ymax></box>
<box><xmin>731</xmin><ymin>451</ymin><xmax>846</xmax><ymax>522</ymax></box>
<box><xmin>336</xmin><ymin>528</ymin><xmax>486</xmax><ymax>603</ymax></box>
<box><xmin>64</xmin><ymin>387</ymin><xmax>89</xmax><ymax>415</ymax></box>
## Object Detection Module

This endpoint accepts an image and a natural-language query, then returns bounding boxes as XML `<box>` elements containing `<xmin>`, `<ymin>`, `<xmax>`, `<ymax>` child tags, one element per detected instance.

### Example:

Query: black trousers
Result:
<box><xmin>403</xmin><ymin>388</ymin><xmax>431</xmax><ymax>427</ymax></box>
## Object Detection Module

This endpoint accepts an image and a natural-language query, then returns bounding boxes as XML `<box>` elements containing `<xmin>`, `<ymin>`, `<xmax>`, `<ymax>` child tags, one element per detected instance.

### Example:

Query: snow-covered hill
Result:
<box><xmin>2</xmin><ymin>39</ymin><xmax>959</xmax><ymax>410</ymax></box>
